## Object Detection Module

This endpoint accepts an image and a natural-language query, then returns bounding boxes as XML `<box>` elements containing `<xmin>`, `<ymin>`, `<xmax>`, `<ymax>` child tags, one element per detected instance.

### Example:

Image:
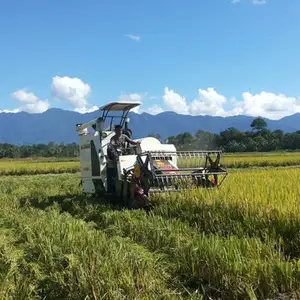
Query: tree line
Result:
<box><xmin>0</xmin><ymin>142</ymin><xmax>79</xmax><ymax>159</ymax></box>
<box><xmin>1</xmin><ymin>118</ymin><xmax>300</xmax><ymax>158</ymax></box>
<box><xmin>160</xmin><ymin>117</ymin><xmax>300</xmax><ymax>152</ymax></box>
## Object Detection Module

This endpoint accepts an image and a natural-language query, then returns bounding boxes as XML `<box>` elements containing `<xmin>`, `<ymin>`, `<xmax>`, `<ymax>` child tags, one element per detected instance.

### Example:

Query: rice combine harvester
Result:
<box><xmin>76</xmin><ymin>102</ymin><xmax>228</xmax><ymax>209</ymax></box>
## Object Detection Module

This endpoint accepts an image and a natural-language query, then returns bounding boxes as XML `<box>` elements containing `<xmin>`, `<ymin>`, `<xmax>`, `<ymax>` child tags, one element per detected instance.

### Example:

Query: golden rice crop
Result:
<box><xmin>0</xmin><ymin>160</ymin><xmax>79</xmax><ymax>175</ymax></box>
<box><xmin>152</xmin><ymin>167</ymin><xmax>300</xmax><ymax>257</ymax></box>
<box><xmin>2</xmin><ymin>151</ymin><xmax>300</xmax><ymax>176</ymax></box>
<box><xmin>1</xmin><ymin>167</ymin><xmax>300</xmax><ymax>299</ymax></box>
<box><xmin>178</xmin><ymin>152</ymin><xmax>300</xmax><ymax>168</ymax></box>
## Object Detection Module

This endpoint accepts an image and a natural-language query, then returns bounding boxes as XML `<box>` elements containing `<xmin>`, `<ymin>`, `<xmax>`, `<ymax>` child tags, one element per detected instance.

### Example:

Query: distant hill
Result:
<box><xmin>2</xmin><ymin>108</ymin><xmax>300</xmax><ymax>145</ymax></box>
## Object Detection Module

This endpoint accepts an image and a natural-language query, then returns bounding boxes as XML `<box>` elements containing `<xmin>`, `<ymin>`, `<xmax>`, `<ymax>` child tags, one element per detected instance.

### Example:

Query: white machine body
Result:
<box><xmin>76</xmin><ymin>102</ymin><xmax>178</xmax><ymax>195</ymax></box>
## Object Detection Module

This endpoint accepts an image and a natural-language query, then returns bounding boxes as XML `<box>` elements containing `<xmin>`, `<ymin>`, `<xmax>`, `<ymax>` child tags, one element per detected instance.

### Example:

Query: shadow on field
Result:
<box><xmin>20</xmin><ymin>191</ymin><xmax>300</xmax><ymax>261</ymax></box>
<box><xmin>19</xmin><ymin>193</ymin><xmax>125</xmax><ymax>222</ymax></box>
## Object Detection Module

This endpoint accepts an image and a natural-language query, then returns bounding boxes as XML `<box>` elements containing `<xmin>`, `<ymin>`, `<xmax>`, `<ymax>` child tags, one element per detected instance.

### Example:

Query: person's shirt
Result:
<box><xmin>107</xmin><ymin>134</ymin><xmax>137</xmax><ymax>168</ymax></box>
<box><xmin>110</xmin><ymin>134</ymin><xmax>136</xmax><ymax>150</ymax></box>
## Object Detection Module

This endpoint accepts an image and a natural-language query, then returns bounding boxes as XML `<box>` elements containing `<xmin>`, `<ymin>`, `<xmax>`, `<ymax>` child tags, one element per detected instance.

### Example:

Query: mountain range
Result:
<box><xmin>3</xmin><ymin>108</ymin><xmax>300</xmax><ymax>145</ymax></box>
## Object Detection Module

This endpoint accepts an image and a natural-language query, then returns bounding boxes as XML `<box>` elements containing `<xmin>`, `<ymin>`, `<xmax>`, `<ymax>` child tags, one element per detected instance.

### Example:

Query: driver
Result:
<box><xmin>106</xmin><ymin>125</ymin><xmax>140</xmax><ymax>194</ymax></box>
<box><xmin>110</xmin><ymin>125</ymin><xmax>140</xmax><ymax>153</ymax></box>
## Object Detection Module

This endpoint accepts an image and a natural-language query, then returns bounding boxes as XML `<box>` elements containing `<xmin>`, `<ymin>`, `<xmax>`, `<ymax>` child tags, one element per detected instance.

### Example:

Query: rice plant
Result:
<box><xmin>178</xmin><ymin>153</ymin><xmax>300</xmax><ymax>169</ymax></box>
<box><xmin>1</xmin><ymin>166</ymin><xmax>300</xmax><ymax>299</ymax></box>
<box><xmin>0</xmin><ymin>161</ymin><xmax>79</xmax><ymax>175</ymax></box>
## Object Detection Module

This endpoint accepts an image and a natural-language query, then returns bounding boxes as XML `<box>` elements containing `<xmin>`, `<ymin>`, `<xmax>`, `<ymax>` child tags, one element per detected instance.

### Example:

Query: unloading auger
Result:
<box><xmin>76</xmin><ymin>101</ymin><xmax>228</xmax><ymax>210</ymax></box>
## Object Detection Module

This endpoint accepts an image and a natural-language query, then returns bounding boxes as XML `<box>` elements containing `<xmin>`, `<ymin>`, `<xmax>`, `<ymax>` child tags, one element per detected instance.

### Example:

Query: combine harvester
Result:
<box><xmin>76</xmin><ymin>102</ymin><xmax>228</xmax><ymax>210</ymax></box>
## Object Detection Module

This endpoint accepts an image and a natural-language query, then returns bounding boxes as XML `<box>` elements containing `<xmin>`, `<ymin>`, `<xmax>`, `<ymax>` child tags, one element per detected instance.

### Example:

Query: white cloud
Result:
<box><xmin>51</xmin><ymin>76</ymin><xmax>94</xmax><ymax>113</ymax></box>
<box><xmin>124</xmin><ymin>34</ymin><xmax>140</xmax><ymax>41</ymax></box>
<box><xmin>119</xmin><ymin>93</ymin><xmax>142</xmax><ymax>103</ymax></box>
<box><xmin>231</xmin><ymin>0</ymin><xmax>266</xmax><ymax>4</ymax></box>
<box><xmin>163</xmin><ymin>87</ymin><xmax>189</xmax><ymax>114</ymax></box>
<box><xmin>232</xmin><ymin>91</ymin><xmax>300</xmax><ymax>120</ymax></box>
<box><xmin>154</xmin><ymin>86</ymin><xmax>300</xmax><ymax>120</ymax></box>
<box><xmin>189</xmin><ymin>88</ymin><xmax>227</xmax><ymax>116</ymax></box>
<box><xmin>74</xmin><ymin>105</ymin><xmax>99</xmax><ymax>114</ymax></box>
<box><xmin>3</xmin><ymin>77</ymin><xmax>299</xmax><ymax>121</ymax></box>
<box><xmin>252</xmin><ymin>0</ymin><xmax>266</xmax><ymax>4</ymax></box>
<box><xmin>118</xmin><ymin>93</ymin><xmax>142</xmax><ymax>113</ymax></box>
<box><xmin>161</xmin><ymin>87</ymin><xmax>227</xmax><ymax>116</ymax></box>
<box><xmin>11</xmin><ymin>89</ymin><xmax>50</xmax><ymax>113</ymax></box>
<box><xmin>0</xmin><ymin>108</ymin><xmax>20</xmax><ymax>113</ymax></box>
<box><xmin>12</xmin><ymin>90</ymin><xmax>38</xmax><ymax>104</ymax></box>
<box><xmin>144</xmin><ymin>104</ymin><xmax>164</xmax><ymax>115</ymax></box>
<box><xmin>22</xmin><ymin>101</ymin><xmax>50</xmax><ymax>114</ymax></box>
<box><xmin>118</xmin><ymin>93</ymin><xmax>165</xmax><ymax>115</ymax></box>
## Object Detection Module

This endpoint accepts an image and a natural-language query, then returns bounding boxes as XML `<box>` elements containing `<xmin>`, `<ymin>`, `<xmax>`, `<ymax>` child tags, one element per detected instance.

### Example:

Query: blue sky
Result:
<box><xmin>0</xmin><ymin>0</ymin><xmax>299</xmax><ymax>119</ymax></box>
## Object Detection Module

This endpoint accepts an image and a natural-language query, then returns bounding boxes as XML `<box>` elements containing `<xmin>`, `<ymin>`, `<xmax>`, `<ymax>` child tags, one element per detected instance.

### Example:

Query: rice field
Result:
<box><xmin>0</xmin><ymin>160</ymin><xmax>79</xmax><ymax>175</ymax></box>
<box><xmin>0</xmin><ymin>152</ymin><xmax>300</xmax><ymax>176</ymax></box>
<box><xmin>1</xmin><ymin>152</ymin><xmax>300</xmax><ymax>299</ymax></box>
<box><xmin>178</xmin><ymin>152</ymin><xmax>300</xmax><ymax>169</ymax></box>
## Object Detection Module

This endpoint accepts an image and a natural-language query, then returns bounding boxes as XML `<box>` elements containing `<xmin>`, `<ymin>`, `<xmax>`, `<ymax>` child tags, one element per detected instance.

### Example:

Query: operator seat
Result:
<box><xmin>123</xmin><ymin>128</ymin><xmax>133</xmax><ymax>153</ymax></box>
<box><xmin>123</xmin><ymin>128</ymin><xmax>132</xmax><ymax>139</ymax></box>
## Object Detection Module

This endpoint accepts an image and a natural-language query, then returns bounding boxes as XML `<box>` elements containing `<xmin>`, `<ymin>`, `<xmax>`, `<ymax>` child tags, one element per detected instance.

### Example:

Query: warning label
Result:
<box><xmin>153</xmin><ymin>160</ymin><xmax>179</xmax><ymax>174</ymax></box>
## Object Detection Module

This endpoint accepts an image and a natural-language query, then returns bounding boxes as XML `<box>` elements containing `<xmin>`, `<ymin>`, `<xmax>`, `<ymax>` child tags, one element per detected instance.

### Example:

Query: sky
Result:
<box><xmin>0</xmin><ymin>0</ymin><xmax>299</xmax><ymax>120</ymax></box>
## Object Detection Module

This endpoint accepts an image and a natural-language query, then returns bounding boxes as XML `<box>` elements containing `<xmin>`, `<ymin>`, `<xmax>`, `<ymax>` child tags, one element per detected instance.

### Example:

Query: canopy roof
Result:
<box><xmin>99</xmin><ymin>102</ymin><xmax>141</xmax><ymax>112</ymax></box>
